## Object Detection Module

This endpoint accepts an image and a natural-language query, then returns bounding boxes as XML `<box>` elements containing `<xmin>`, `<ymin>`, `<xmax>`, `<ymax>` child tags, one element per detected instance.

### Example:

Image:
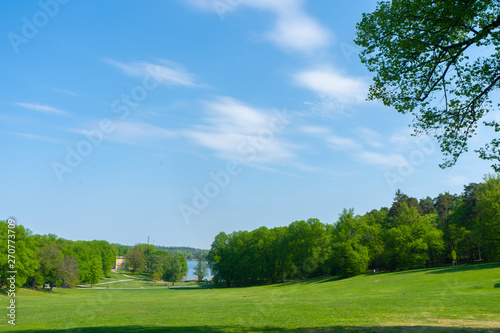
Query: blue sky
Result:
<box><xmin>0</xmin><ymin>0</ymin><xmax>495</xmax><ymax>249</ymax></box>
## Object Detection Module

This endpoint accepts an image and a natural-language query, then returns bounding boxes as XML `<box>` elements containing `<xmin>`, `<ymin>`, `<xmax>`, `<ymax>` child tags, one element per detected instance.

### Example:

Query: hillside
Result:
<box><xmin>6</xmin><ymin>262</ymin><xmax>500</xmax><ymax>332</ymax></box>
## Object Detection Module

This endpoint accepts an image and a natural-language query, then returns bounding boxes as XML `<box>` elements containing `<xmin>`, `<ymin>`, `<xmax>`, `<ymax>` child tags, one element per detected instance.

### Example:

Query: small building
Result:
<box><xmin>113</xmin><ymin>256</ymin><xmax>127</xmax><ymax>270</ymax></box>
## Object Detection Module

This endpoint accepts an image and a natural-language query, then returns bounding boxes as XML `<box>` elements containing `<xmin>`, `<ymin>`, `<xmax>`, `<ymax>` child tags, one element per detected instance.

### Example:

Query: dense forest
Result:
<box><xmin>207</xmin><ymin>174</ymin><xmax>500</xmax><ymax>287</ymax></box>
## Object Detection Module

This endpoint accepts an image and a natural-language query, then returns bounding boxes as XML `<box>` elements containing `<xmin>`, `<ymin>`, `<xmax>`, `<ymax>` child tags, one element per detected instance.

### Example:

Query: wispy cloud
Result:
<box><xmin>293</xmin><ymin>67</ymin><xmax>368</xmax><ymax>107</ymax></box>
<box><xmin>71</xmin><ymin>120</ymin><xmax>176</xmax><ymax>145</ymax></box>
<box><xmin>326</xmin><ymin>134</ymin><xmax>362</xmax><ymax>151</ymax></box>
<box><xmin>184</xmin><ymin>0</ymin><xmax>330</xmax><ymax>54</ymax></box>
<box><xmin>0</xmin><ymin>130</ymin><xmax>67</xmax><ymax>144</ymax></box>
<box><xmin>183</xmin><ymin>96</ymin><xmax>296</xmax><ymax>164</ymax></box>
<box><xmin>14</xmin><ymin>102</ymin><xmax>67</xmax><ymax>115</ymax></box>
<box><xmin>105</xmin><ymin>59</ymin><xmax>199</xmax><ymax>87</ymax></box>
<box><xmin>300</xmin><ymin>125</ymin><xmax>361</xmax><ymax>150</ymax></box>
<box><xmin>252</xmin><ymin>0</ymin><xmax>331</xmax><ymax>54</ymax></box>
<box><xmin>354</xmin><ymin>127</ymin><xmax>384</xmax><ymax>148</ymax></box>
<box><xmin>300</xmin><ymin>125</ymin><xmax>330</xmax><ymax>135</ymax></box>
<box><xmin>355</xmin><ymin>151</ymin><xmax>407</xmax><ymax>169</ymax></box>
<box><xmin>51</xmin><ymin>88</ymin><xmax>79</xmax><ymax>96</ymax></box>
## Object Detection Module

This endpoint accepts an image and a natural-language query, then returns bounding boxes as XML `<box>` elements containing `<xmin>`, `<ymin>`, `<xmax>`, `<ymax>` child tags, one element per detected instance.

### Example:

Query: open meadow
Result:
<box><xmin>1</xmin><ymin>263</ymin><xmax>499</xmax><ymax>333</ymax></box>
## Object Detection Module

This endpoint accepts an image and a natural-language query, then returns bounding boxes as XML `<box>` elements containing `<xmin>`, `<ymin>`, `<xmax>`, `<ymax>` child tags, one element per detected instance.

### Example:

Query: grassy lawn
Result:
<box><xmin>80</xmin><ymin>270</ymin><xmax>208</xmax><ymax>289</ymax></box>
<box><xmin>111</xmin><ymin>270</ymin><xmax>150</xmax><ymax>279</ymax></box>
<box><xmin>1</xmin><ymin>263</ymin><xmax>499</xmax><ymax>332</ymax></box>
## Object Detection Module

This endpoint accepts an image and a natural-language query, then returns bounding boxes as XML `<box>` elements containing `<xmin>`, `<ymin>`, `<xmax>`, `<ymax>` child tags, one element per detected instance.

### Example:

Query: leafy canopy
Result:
<box><xmin>355</xmin><ymin>0</ymin><xmax>500</xmax><ymax>170</ymax></box>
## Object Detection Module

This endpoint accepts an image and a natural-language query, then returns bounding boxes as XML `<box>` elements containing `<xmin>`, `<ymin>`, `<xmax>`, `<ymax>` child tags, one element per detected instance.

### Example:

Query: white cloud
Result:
<box><xmin>260</xmin><ymin>3</ymin><xmax>330</xmax><ymax>54</ymax></box>
<box><xmin>51</xmin><ymin>88</ymin><xmax>78</xmax><ymax>96</ymax></box>
<box><xmin>326</xmin><ymin>134</ymin><xmax>361</xmax><ymax>150</ymax></box>
<box><xmin>14</xmin><ymin>102</ymin><xmax>67</xmax><ymax>115</ymax></box>
<box><xmin>293</xmin><ymin>67</ymin><xmax>368</xmax><ymax>106</ymax></box>
<box><xmin>105</xmin><ymin>59</ymin><xmax>199</xmax><ymax>87</ymax></box>
<box><xmin>0</xmin><ymin>130</ymin><xmax>66</xmax><ymax>144</ymax></box>
<box><xmin>300</xmin><ymin>125</ymin><xmax>361</xmax><ymax>150</ymax></box>
<box><xmin>300</xmin><ymin>125</ymin><xmax>330</xmax><ymax>135</ymax></box>
<box><xmin>388</xmin><ymin>128</ymin><xmax>438</xmax><ymax>156</ymax></box>
<box><xmin>111</xmin><ymin>121</ymin><xmax>176</xmax><ymax>144</ymax></box>
<box><xmin>355</xmin><ymin>151</ymin><xmax>408</xmax><ymax>169</ymax></box>
<box><xmin>183</xmin><ymin>97</ymin><xmax>296</xmax><ymax>164</ymax></box>
<box><xmin>355</xmin><ymin>127</ymin><xmax>384</xmax><ymax>148</ymax></box>
<box><xmin>72</xmin><ymin>121</ymin><xmax>176</xmax><ymax>145</ymax></box>
<box><xmin>184</xmin><ymin>0</ymin><xmax>330</xmax><ymax>54</ymax></box>
<box><xmin>389</xmin><ymin>128</ymin><xmax>416</xmax><ymax>146</ymax></box>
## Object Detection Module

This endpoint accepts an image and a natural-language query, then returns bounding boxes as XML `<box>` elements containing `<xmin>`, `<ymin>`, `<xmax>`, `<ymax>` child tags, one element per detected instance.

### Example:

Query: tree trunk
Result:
<box><xmin>50</xmin><ymin>275</ymin><xmax>59</xmax><ymax>293</ymax></box>
<box><xmin>32</xmin><ymin>273</ymin><xmax>39</xmax><ymax>290</ymax></box>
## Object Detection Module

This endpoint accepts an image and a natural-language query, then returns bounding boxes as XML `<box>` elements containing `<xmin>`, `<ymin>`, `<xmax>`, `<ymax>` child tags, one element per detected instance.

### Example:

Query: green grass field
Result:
<box><xmin>78</xmin><ymin>270</ymin><xmax>206</xmax><ymax>289</ymax></box>
<box><xmin>2</xmin><ymin>263</ymin><xmax>499</xmax><ymax>332</ymax></box>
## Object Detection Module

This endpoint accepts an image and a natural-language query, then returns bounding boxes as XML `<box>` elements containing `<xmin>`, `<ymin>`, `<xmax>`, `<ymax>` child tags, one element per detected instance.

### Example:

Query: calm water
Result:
<box><xmin>183</xmin><ymin>260</ymin><xmax>213</xmax><ymax>281</ymax></box>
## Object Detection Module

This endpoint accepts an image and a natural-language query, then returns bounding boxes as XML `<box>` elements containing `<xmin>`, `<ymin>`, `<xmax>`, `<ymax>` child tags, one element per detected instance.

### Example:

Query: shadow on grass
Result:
<box><xmin>495</xmin><ymin>283</ymin><xmax>500</xmax><ymax>288</ymax></box>
<box><xmin>169</xmin><ymin>286</ymin><xmax>215</xmax><ymax>290</ymax></box>
<box><xmin>426</xmin><ymin>262</ymin><xmax>500</xmax><ymax>275</ymax></box>
<box><xmin>13</xmin><ymin>325</ymin><xmax>500</xmax><ymax>332</ymax></box>
<box><xmin>272</xmin><ymin>276</ymin><xmax>337</xmax><ymax>288</ymax></box>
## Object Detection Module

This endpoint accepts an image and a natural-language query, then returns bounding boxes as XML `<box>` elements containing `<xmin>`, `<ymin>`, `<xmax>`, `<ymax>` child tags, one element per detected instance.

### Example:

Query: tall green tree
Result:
<box><xmin>476</xmin><ymin>174</ymin><xmax>500</xmax><ymax>260</ymax></box>
<box><xmin>194</xmin><ymin>256</ymin><xmax>209</xmax><ymax>282</ymax></box>
<box><xmin>91</xmin><ymin>240</ymin><xmax>117</xmax><ymax>277</ymax></box>
<box><xmin>126</xmin><ymin>249</ymin><xmax>146</xmax><ymax>274</ymax></box>
<box><xmin>286</xmin><ymin>219</ymin><xmax>329</xmax><ymax>278</ymax></box>
<box><xmin>359</xmin><ymin>211</ymin><xmax>385</xmax><ymax>270</ymax></box>
<box><xmin>147</xmin><ymin>251</ymin><xmax>169</xmax><ymax>277</ymax></box>
<box><xmin>56</xmin><ymin>256</ymin><xmax>80</xmax><ymax>288</ymax></box>
<box><xmin>330</xmin><ymin>209</ymin><xmax>370</xmax><ymax>277</ymax></box>
<box><xmin>382</xmin><ymin>205</ymin><xmax>444</xmax><ymax>270</ymax></box>
<box><xmin>31</xmin><ymin>244</ymin><xmax>61</xmax><ymax>290</ymax></box>
<box><xmin>356</xmin><ymin>1</ymin><xmax>500</xmax><ymax>170</ymax></box>
<box><xmin>163</xmin><ymin>254</ymin><xmax>187</xmax><ymax>285</ymax></box>
<box><xmin>435</xmin><ymin>192</ymin><xmax>454</xmax><ymax>227</ymax></box>
<box><xmin>207</xmin><ymin>232</ymin><xmax>232</xmax><ymax>286</ymax></box>
<box><xmin>0</xmin><ymin>221</ymin><xmax>37</xmax><ymax>290</ymax></box>
<box><xmin>69</xmin><ymin>241</ymin><xmax>104</xmax><ymax>283</ymax></box>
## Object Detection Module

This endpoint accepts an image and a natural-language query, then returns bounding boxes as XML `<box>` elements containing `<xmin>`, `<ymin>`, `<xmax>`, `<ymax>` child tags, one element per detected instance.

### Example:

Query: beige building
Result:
<box><xmin>113</xmin><ymin>256</ymin><xmax>127</xmax><ymax>270</ymax></box>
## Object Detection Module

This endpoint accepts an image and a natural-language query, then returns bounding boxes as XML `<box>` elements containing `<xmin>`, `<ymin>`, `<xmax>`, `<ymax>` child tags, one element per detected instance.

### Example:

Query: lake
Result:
<box><xmin>183</xmin><ymin>260</ymin><xmax>213</xmax><ymax>281</ymax></box>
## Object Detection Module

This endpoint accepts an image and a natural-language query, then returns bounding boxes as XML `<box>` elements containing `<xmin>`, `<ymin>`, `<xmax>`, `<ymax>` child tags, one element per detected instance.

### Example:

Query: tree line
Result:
<box><xmin>111</xmin><ymin>244</ymin><xmax>208</xmax><ymax>261</ymax></box>
<box><xmin>207</xmin><ymin>174</ymin><xmax>500</xmax><ymax>287</ymax></box>
<box><xmin>0</xmin><ymin>230</ymin><xmax>116</xmax><ymax>291</ymax></box>
<box><xmin>0</xmin><ymin>232</ymin><xmax>191</xmax><ymax>291</ymax></box>
<box><xmin>155</xmin><ymin>246</ymin><xmax>209</xmax><ymax>260</ymax></box>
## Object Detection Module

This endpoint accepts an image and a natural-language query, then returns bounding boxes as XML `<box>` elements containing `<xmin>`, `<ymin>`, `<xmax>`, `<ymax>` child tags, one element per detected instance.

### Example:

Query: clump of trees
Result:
<box><xmin>123</xmin><ymin>243</ymin><xmax>188</xmax><ymax>285</ymax></box>
<box><xmin>0</xmin><ymin>230</ymin><xmax>191</xmax><ymax>291</ymax></box>
<box><xmin>208</xmin><ymin>175</ymin><xmax>500</xmax><ymax>286</ymax></box>
<box><xmin>0</xmin><ymin>229</ymin><xmax>117</xmax><ymax>291</ymax></box>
